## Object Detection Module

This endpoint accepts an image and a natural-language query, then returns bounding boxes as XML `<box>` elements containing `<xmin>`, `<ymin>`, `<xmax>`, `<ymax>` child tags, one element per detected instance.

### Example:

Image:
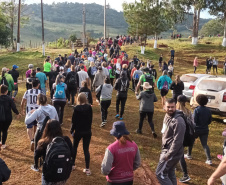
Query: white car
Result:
<box><xmin>180</xmin><ymin>74</ymin><xmax>212</xmax><ymax>100</ymax></box>
<box><xmin>190</xmin><ymin>76</ymin><xmax>226</xmax><ymax>116</ymax></box>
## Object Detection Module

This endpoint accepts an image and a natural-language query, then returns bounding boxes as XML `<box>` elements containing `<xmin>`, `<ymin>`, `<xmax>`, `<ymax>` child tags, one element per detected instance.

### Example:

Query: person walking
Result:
<box><xmin>0</xmin><ymin>67</ymin><xmax>14</xmax><ymax>97</ymax></box>
<box><xmin>212</xmin><ymin>57</ymin><xmax>218</xmax><ymax>74</ymax></box>
<box><xmin>25</xmin><ymin>94</ymin><xmax>59</xmax><ymax>149</ymax></box>
<box><xmin>65</xmin><ymin>65</ymin><xmax>78</xmax><ymax>106</ymax></box>
<box><xmin>70</xmin><ymin>93</ymin><xmax>93</xmax><ymax>175</ymax></box>
<box><xmin>185</xmin><ymin>94</ymin><xmax>212</xmax><ymax>165</ymax></box>
<box><xmin>77</xmin><ymin>66</ymin><xmax>89</xmax><ymax>89</ymax></box>
<box><xmin>52</xmin><ymin>75</ymin><xmax>67</xmax><ymax>125</ymax></box>
<box><xmin>26</xmin><ymin>64</ymin><xmax>34</xmax><ymax>79</ymax></box>
<box><xmin>135</xmin><ymin>82</ymin><xmax>158</xmax><ymax>137</ymax></box>
<box><xmin>157</xmin><ymin>70</ymin><xmax>172</xmax><ymax>108</ymax></box>
<box><xmin>26</xmin><ymin>70</ymin><xmax>39</xmax><ymax>90</ymax></box>
<box><xmin>115</xmin><ymin>59</ymin><xmax>121</xmax><ymax>79</ymax></box>
<box><xmin>0</xmin><ymin>85</ymin><xmax>20</xmax><ymax>149</ymax></box>
<box><xmin>92</xmin><ymin>67</ymin><xmax>106</xmax><ymax>90</ymax></box>
<box><xmin>101</xmin><ymin>121</ymin><xmax>141</xmax><ymax>185</ymax></box>
<box><xmin>108</xmin><ymin>63</ymin><xmax>115</xmax><ymax>86</ymax></box>
<box><xmin>169</xmin><ymin>75</ymin><xmax>184</xmax><ymax>104</ymax></box>
<box><xmin>8</xmin><ymin>65</ymin><xmax>19</xmax><ymax>100</ymax></box>
<box><xmin>114</xmin><ymin>72</ymin><xmax>129</xmax><ymax>120</ymax></box>
<box><xmin>31</xmin><ymin>119</ymin><xmax>73</xmax><ymax>185</ymax></box>
<box><xmin>43</xmin><ymin>58</ymin><xmax>51</xmax><ymax>77</ymax></box>
<box><xmin>193</xmin><ymin>57</ymin><xmax>198</xmax><ymax>73</ymax></box>
<box><xmin>156</xmin><ymin>98</ymin><xmax>186</xmax><ymax>185</ymax></box>
<box><xmin>64</xmin><ymin>60</ymin><xmax>72</xmax><ymax>74</ymax></box>
<box><xmin>96</xmin><ymin>78</ymin><xmax>113</xmax><ymax>127</ymax></box>
<box><xmin>79</xmin><ymin>81</ymin><xmax>93</xmax><ymax>105</ymax></box>
<box><xmin>159</xmin><ymin>54</ymin><xmax>163</xmax><ymax>72</ymax></box>
<box><xmin>87</xmin><ymin>61</ymin><xmax>97</xmax><ymax>91</ymax></box>
<box><xmin>170</xmin><ymin>48</ymin><xmax>175</xmax><ymax>60</ymax></box>
<box><xmin>36</xmin><ymin>67</ymin><xmax>47</xmax><ymax>95</ymax></box>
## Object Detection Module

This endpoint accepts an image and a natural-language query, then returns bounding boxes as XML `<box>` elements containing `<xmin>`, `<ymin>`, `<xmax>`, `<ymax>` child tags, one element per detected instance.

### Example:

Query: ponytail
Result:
<box><xmin>118</xmin><ymin>135</ymin><xmax>133</xmax><ymax>145</ymax></box>
<box><xmin>1</xmin><ymin>71</ymin><xmax>6</xmax><ymax>77</ymax></box>
<box><xmin>175</xmin><ymin>75</ymin><xmax>181</xmax><ymax>85</ymax></box>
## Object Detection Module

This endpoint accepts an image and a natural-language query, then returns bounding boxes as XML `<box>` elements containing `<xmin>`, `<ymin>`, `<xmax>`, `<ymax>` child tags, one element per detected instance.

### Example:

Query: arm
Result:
<box><xmin>25</xmin><ymin>110</ymin><xmax>39</xmax><ymax>125</ymax></box>
<box><xmin>95</xmin><ymin>85</ymin><xmax>101</xmax><ymax>93</ymax></box>
<box><xmin>114</xmin><ymin>79</ymin><xmax>119</xmax><ymax>90</ymax></box>
<box><xmin>89</xmin><ymin>90</ymin><xmax>93</xmax><ymax>105</ymax></box>
<box><xmin>194</xmin><ymin>108</ymin><xmax>198</xmax><ymax>125</ymax></box>
<box><xmin>136</xmin><ymin>92</ymin><xmax>142</xmax><ymax>100</ymax></box>
<box><xmin>10</xmin><ymin>98</ymin><xmax>19</xmax><ymax>115</ymax></box>
<box><xmin>20</xmin><ymin>98</ymin><xmax>27</xmax><ymax>115</ymax></box>
<box><xmin>133</xmin><ymin>149</ymin><xmax>141</xmax><ymax>171</ymax></box>
<box><xmin>157</xmin><ymin>77</ymin><xmax>161</xmax><ymax>90</ymax></box>
<box><xmin>71</xmin><ymin>109</ymin><xmax>76</xmax><ymax>134</ymax></box>
<box><xmin>136</xmin><ymin>80</ymin><xmax>141</xmax><ymax>93</ymax></box>
<box><xmin>101</xmin><ymin>148</ymin><xmax>114</xmax><ymax>175</ymax></box>
<box><xmin>154</xmin><ymin>93</ymin><xmax>158</xmax><ymax>102</ymax></box>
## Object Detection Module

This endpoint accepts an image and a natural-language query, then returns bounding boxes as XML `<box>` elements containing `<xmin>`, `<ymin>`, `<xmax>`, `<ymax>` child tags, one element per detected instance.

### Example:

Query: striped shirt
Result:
<box><xmin>23</xmin><ymin>89</ymin><xmax>42</xmax><ymax>113</ymax></box>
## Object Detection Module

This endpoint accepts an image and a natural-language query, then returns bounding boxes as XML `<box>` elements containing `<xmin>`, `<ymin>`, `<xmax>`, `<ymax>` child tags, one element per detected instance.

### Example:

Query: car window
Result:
<box><xmin>180</xmin><ymin>75</ymin><xmax>198</xmax><ymax>82</ymax></box>
<box><xmin>198</xmin><ymin>80</ymin><xmax>226</xmax><ymax>92</ymax></box>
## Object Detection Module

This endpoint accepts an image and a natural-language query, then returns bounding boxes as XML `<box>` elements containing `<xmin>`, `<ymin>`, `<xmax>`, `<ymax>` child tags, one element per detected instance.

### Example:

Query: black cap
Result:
<box><xmin>177</xmin><ymin>95</ymin><xmax>187</xmax><ymax>103</ymax></box>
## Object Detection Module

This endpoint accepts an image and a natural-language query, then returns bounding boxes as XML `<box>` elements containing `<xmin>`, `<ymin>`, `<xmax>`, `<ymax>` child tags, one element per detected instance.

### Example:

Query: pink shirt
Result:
<box><xmin>26</xmin><ymin>69</ymin><xmax>32</xmax><ymax>78</ymax></box>
<box><xmin>106</xmin><ymin>140</ymin><xmax>138</xmax><ymax>183</ymax></box>
<box><xmin>193</xmin><ymin>59</ymin><xmax>198</xmax><ymax>67</ymax></box>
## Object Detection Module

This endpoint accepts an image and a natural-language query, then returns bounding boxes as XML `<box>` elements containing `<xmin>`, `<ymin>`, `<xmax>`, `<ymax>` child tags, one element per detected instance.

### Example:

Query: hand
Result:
<box><xmin>29</xmin><ymin>109</ymin><xmax>36</xmax><ymax>114</ymax></box>
<box><xmin>16</xmin><ymin>114</ymin><xmax>21</xmax><ymax>119</ymax></box>
<box><xmin>21</xmin><ymin>110</ymin><xmax>25</xmax><ymax>116</ymax></box>
<box><xmin>207</xmin><ymin>177</ymin><xmax>215</xmax><ymax>185</ymax></box>
<box><xmin>164</xmin><ymin>156</ymin><xmax>169</xmax><ymax>161</ymax></box>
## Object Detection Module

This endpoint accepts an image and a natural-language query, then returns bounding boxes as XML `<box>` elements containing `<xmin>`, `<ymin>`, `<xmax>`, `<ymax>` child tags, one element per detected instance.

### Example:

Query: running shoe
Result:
<box><xmin>115</xmin><ymin>114</ymin><xmax>119</xmax><ymax>118</ymax></box>
<box><xmin>83</xmin><ymin>169</ymin><xmax>91</xmax><ymax>176</ymax></box>
<box><xmin>205</xmin><ymin>160</ymin><xmax>212</xmax><ymax>165</ymax></box>
<box><xmin>184</xmin><ymin>154</ymin><xmax>192</xmax><ymax>160</ymax></box>
<box><xmin>217</xmin><ymin>154</ymin><xmax>223</xmax><ymax>160</ymax></box>
<box><xmin>152</xmin><ymin>132</ymin><xmax>157</xmax><ymax>138</ymax></box>
<box><xmin>1</xmin><ymin>145</ymin><xmax>6</xmax><ymax>149</ymax></box>
<box><xmin>136</xmin><ymin>129</ymin><xmax>142</xmax><ymax>134</ymax></box>
<box><xmin>31</xmin><ymin>165</ymin><xmax>39</xmax><ymax>172</ymax></box>
<box><xmin>100</xmin><ymin>122</ymin><xmax>106</xmax><ymax>127</ymax></box>
<box><xmin>119</xmin><ymin>117</ymin><xmax>123</xmax><ymax>120</ymax></box>
<box><xmin>179</xmin><ymin>175</ymin><xmax>191</xmax><ymax>183</ymax></box>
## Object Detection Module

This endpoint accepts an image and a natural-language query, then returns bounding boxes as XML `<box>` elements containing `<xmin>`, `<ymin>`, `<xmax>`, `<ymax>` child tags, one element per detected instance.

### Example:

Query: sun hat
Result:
<box><xmin>13</xmin><ymin>65</ymin><xmax>19</xmax><ymax>69</ymax></box>
<box><xmin>110</xmin><ymin>121</ymin><xmax>130</xmax><ymax>139</ymax></box>
<box><xmin>28</xmin><ymin>64</ymin><xmax>34</xmax><ymax>69</ymax></box>
<box><xmin>141</xmin><ymin>82</ymin><xmax>152</xmax><ymax>89</ymax></box>
<box><xmin>177</xmin><ymin>95</ymin><xmax>187</xmax><ymax>103</ymax></box>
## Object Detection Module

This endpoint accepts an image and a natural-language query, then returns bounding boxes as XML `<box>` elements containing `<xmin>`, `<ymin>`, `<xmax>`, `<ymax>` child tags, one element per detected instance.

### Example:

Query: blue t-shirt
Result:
<box><xmin>171</xmin><ymin>50</ymin><xmax>175</xmax><ymax>55</ymax></box>
<box><xmin>36</xmin><ymin>72</ymin><xmax>47</xmax><ymax>88</ymax></box>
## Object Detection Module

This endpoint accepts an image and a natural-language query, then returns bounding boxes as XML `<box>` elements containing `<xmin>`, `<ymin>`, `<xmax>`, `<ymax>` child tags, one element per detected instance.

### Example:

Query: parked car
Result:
<box><xmin>180</xmin><ymin>74</ymin><xmax>212</xmax><ymax>100</ymax></box>
<box><xmin>190</xmin><ymin>76</ymin><xmax>226</xmax><ymax>116</ymax></box>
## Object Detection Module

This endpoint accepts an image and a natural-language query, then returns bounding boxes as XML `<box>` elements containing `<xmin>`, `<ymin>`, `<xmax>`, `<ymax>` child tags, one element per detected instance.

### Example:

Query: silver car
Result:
<box><xmin>180</xmin><ymin>74</ymin><xmax>212</xmax><ymax>100</ymax></box>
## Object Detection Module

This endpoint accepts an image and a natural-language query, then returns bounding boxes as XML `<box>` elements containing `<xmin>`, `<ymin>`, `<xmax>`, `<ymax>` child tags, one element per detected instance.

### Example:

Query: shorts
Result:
<box><xmin>26</xmin><ymin>120</ymin><xmax>37</xmax><ymax>129</ymax></box>
<box><xmin>160</xmin><ymin>89</ymin><xmax>168</xmax><ymax>97</ymax></box>
<box><xmin>159</xmin><ymin>63</ymin><xmax>162</xmax><ymax>68</ymax></box>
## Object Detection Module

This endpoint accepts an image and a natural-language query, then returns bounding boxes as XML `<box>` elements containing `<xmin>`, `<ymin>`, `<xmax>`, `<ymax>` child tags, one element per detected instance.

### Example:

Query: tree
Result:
<box><xmin>0</xmin><ymin>8</ymin><xmax>10</xmax><ymax>46</ymax></box>
<box><xmin>69</xmin><ymin>34</ymin><xmax>77</xmax><ymax>42</ymax></box>
<box><xmin>200</xmin><ymin>19</ymin><xmax>224</xmax><ymax>36</ymax></box>
<box><xmin>171</xmin><ymin>0</ymin><xmax>207</xmax><ymax>45</ymax></box>
<box><xmin>208</xmin><ymin>0</ymin><xmax>226</xmax><ymax>46</ymax></box>
<box><xmin>123</xmin><ymin>0</ymin><xmax>183</xmax><ymax>48</ymax></box>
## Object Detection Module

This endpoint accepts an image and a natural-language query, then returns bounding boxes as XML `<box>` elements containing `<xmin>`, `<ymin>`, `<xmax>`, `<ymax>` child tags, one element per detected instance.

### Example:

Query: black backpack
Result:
<box><xmin>68</xmin><ymin>72</ymin><xmax>77</xmax><ymax>86</ymax></box>
<box><xmin>1</xmin><ymin>76</ymin><xmax>8</xmax><ymax>87</ymax></box>
<box><xmin>96</xmin><ymin>85</ymin><xmax>103</xmax><ymax>101</ymax></box>
<box><xmin>43</xmin><ymin>137</ymin><xmax>72</xmax><ymax>182</ymax></box>
<box><xmin>111</xmin><ymin>67</ymin><xmax>116</xmax><ymax>77</ymax></box>
<box><xmin>144</xmin><ymin>74</ymin><xmax>154</xmax><ymax>89</ymax></box>
<box><xmin>120</xmin><ymin>79</ymin><xmax>128</xmax><ymax>92</ymax></box>
<box><xmin>0</xmin><ymin>99</ymin><xmax>6</xmax><ymax>123</ymax></box>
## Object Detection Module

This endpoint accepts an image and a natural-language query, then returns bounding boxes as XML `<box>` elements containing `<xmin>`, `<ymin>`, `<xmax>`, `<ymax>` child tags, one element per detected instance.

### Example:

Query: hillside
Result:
<box><xmin>18</xmin><ymin>2</ymin><xmax>211</xmax><ymax>45</ymax></box>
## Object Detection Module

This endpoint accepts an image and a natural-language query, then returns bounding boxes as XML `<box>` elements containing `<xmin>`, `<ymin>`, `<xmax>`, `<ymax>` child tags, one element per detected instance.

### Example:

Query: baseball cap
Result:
<box><xmin>2</xmin><ymin>67</ymin><xmax>7</xmax><ymax>72</ymax></box>
<box><xmin>59</xmin><ymin>66</ymin><xmax>64</xmax><ymax>70</ymax></box>
<box><xmin>13</xmin><ymin>65</ymin><xmax>19</xmax><ymax>69</ymax></box>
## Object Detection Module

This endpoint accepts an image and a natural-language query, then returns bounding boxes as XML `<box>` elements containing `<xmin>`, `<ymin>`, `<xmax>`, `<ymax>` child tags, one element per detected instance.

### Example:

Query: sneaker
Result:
<box><xmin>31</xmin><ymin>165</ymin><xmax>39</xmax><ymax>172</ymax></box>
<box><xmin>100</xmin><ymin>122</ymin><xmax>106</xmax><ymax>127</ymax></box>
<box><xmin>179</xmin><ymin>175</ymin><xmax>191</xmax><ymax>183</ymax></box>
<box><xmin>1</xmin><ymin>145</ymin><xmax>6</xmax><ymax>149</ymax></box>
<box><xmin>104</xmin><ymin>120</ymin><xmax>107</xmax><ymax>122</ymax></box>
<box><xmin>68</xmin><ymin>101</ymin><xmax>71</xmax><ymax>105</ymax></box>
<box><xmin>83</xmin><ymin>169</ymin><xmax>91</xmax><ymax>176</ymax></box>
<box><xmin>30</xmin><ymin>141</ymin><xmax>34</xmax><ymax>152</ymax></box>
<box><xmin>72</xmin><ymin>165</ymin><xmax>76</xmax><ymax>171</ymax></box>
<box><xmin>217</xmin><ymin>154</ymin><xmax>223</xmax><ymax>160</ymax></box>
<box><xmin>184</xmin><ymin>154</ymin><xmax>192</xmax><ymax>160</ymax></box>
<box><xmin>136</xmin><ymin>129</ymin><xmax>142</xmax><ymax>134</ymax></box>
<box><xmin>152</xmin><ymin>132</ymin><xmax>157</xmax><ymax>138</ymax></box>
<box><xmin>115</xmin><ymin>114</ymin><xmax>119</xmax><ymax>118</ymax></box>
<box><xmin>205</xmin><ymin>160</ymin><xmax>212</xmax><ymax>165</ymax></box>
<box><xmin>119</xmin><ymin>117</ymin><xmax>123</xmax><ymax>120</ymax></box>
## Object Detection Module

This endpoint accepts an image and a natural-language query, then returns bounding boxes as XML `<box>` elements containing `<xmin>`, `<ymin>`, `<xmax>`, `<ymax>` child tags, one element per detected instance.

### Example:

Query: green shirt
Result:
<box><xmin>44</xmin><ymin>62</ymin><xmax>51</xmax><ymax>72</ymax></box>
<box><xmin>0</xmin><ymin>73</ymin><xmax>14</xmax><ymax>91</ymax></box>
<box><xmin>139</xmin><ymin>73</ymin><xmax>155</xmax><ymax>85</ymax></box>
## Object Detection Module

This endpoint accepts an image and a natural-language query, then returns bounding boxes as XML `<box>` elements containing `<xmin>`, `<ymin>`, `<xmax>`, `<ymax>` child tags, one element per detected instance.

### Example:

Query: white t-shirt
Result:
<box><xmin>116</xmin><ymin>63</ymin><xmax>121</xmax><ymax>74</ymax></box>
<box><xmin>23</xmin><ymin>89</ymin><xmax>42</xmax><ymax>113</ymax></box>
<box><xmin>78</xmin><ymin>70</ymin><xmax>89</xmax><ymax>87</ymax></box>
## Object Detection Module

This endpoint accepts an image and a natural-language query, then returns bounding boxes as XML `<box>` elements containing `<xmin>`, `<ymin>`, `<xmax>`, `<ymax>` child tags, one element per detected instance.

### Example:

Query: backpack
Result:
<box><xmin>134</xmin><ymin>73</ymin><xmax>140</xmax><ymax>80</ymax></box>
<box><xmin>0</xmin><ymin>99</ymin><xmax>6</xmax><ymax>122</ymax></box>
<box><xmin>1</xmin><ymin>76</ymin><xmax>8</xmax><ymax>87</ymax></box>
<box><xmin>111</xmin><ymin>68</ymin><xmax>115</xmax><ymax>77</ymax></box>
<box><xmin>54</xmin><ymin>83</ymin><xmax>66</xmax><ymax>99</ymax></box>
<box><xmin>43</xmin><ymin>137</ymin><xmax>72</xmax><ymax>182</ymax></box>
<box><xmin>68</xmin><ymin>73</ymin><xmax>77</xmax><ymax>86</ymax></box>
<box><xmin>144</xmin><ymin>74</ymin><xmax>154</xmax><ymax>89</ymax></box>
<box><xmin>162</xmin><ymin>78</ymin><xmax>168</xmax><ymax>91</ymax></box>
<box><xmin>120</xmin><ymin>79</ymin><xmax>128</xmax><ymax>92</ymax></box>
<box><xmin>96</xmin><ymin>85</ymin><xmax>103</xmax><ymax>101</ymax></box>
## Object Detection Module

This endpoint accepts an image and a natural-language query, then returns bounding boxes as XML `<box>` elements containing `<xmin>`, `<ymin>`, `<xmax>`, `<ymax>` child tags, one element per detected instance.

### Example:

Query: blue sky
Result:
<box><xmin>23</xmin><ymin>0</ymin><xmax>214</xmax><ymax>19</ymax></box>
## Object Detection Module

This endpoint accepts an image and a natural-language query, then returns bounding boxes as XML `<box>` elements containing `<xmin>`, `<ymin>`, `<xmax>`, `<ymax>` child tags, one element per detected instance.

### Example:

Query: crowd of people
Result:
<box><xmin>0</xmin><ymin>36</ymin><xmax>224</xmax><ymax>185</ymax></box>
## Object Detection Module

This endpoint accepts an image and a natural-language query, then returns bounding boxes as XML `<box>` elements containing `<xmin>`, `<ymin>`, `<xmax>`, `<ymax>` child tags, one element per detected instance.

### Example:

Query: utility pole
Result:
<box><xmin>82</xmin><ymin>4</ymin><xmax>86</xmax><ymax>48</ymax></box>
<box><xmin>41</xmin><ymin>0</ymin><xmax>45</xmax><ymax>56</ymax></box>
<box><xmin>104</xmin><ymin>0</ymin><xmax>106</xmax><ymax>39</ymax></box>
<box><xmin>17</xmin><ymin>0</ymin><xmax>21</xmax><ymax>52</ymax></box>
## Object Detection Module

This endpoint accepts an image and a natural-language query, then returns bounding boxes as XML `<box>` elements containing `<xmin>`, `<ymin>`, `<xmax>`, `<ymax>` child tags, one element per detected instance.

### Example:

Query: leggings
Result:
<box><xmin>34</xmin><ymin>128</ymin><xmax>42</xmax><ymax>149</ymax></box>
<box><xmin>0</xmin><ymin>121</ymin><xmax>11</xmax><ymax>145</ymax></box>
<box><xmin>213</xmin><ymin>65</ymin><xmax>218</xmax><ymax>73</ymax></box>
<box><xmin>107</xmin><ymin>181</ymin><xmax>133</xmax><ymax>185</ymax></box>
<box><xmin>101</xmin><ymin>100</ymin><xmax>111</xmax><ymax>122</ymax></box>
<box><xmin>179</xmin><ymin>148</ymin><xmax>188</xmax><ymax>176</ymax></box>
<box><xmin>67</xmin><ymin>86</ymin><xmax>77</xmax><ymax>105</ymax></box>
<box><xmin>72</xmin><ymin>133</ymin><xmax>91</xmax><ymax>169</ymax></box>
<box><xmin>194</xmin><ymin>66</ymin><xmax>197</xmax><ymax>73</ymax></box>
<box><xmin>53</xmin><ymin>101</ymin><xmax>66</xmax><ymax>124</ymax></box>
<box><xmin>116</xmin><ymin>96</ymin><xmax>127</xmax><ymax>117</ymax></box>
<box><xmin>139</xmin><ymin>112</ymin><xmax>155</xmax><ymax>132</ymax></box>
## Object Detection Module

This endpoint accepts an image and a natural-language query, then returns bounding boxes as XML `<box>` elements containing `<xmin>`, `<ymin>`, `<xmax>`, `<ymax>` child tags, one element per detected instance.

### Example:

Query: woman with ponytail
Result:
<box><xmin>169</xmin><ymin>74</ymin><xmax>184</xmax><ymax>103</ymax></box>
<box><xmin>101</xmin><ymin>121</ymin><xmax>141</xmax><ymax>185</ymax></box>
<box><xmin>0</xmin><ymin>67</ymin><xmax>14</xmax><ymax>97</ymax></box>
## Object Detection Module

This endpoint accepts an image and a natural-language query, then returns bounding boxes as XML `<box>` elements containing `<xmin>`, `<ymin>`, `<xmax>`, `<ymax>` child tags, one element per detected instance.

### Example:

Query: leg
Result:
<box><xmin>72</xmin><ymin>134</ymin><xmax>82</xmax><ymax>165</ymax></box>
<box><xmin>116</xmin><ymin>96</ymin><xmax>120</xmax><ymax>115</ymax></box>
<box><xmin>105</xmin><ymin>100</ymin><xmax>111</xmax><ymax>121</ymax></box>
<box><xmin>2</xmin><ymin>123</ymin><xmax>10</xmax><ymax>145</ymax></box>
<box><xmin>179</xmin><ymin>152</ymin><xmax>188</xmax><ymax>177</ymax></box>
<box><xmin>120</xmin><ymin>97</ymin><xmax>127</xmax><ymax>117</ymax></box>
<box><xmin>147</xmin><ymin>112</ymin><xmax>155</xmax><ymax>132</ymax></box>
<box><xmin>67</xmin><ymin>89</ymin><xmax>71</xmax><ymax>103</ymax></box>
<box><xmin>59</xmin><ymin>101</ymin><xmax>66</xmax><ymax>124</ymax></box>
<box><xmin>101</xmin><ymin>101</ymin><xmax>107</xmax><ymax>122</ymax></box>
<box><xmin>13</xmin><ymin>84</ymin><xmax>18</xmax><ymax>98</ymax></box>
<box><xmin>199</xmin><ymin>133</ymin><xmax>211</xmax><ymax>160</ymax></box>
<box><xmin>132</xmin><ymin>79</ymin><xmax>135</xmax><ymax>90</ymax></box>
<box><xmin>138</xmin><ymin>112</ymin><xmax>146</xmax><ymax>131</ymax></box>
<box><xmin>34</xmin><ymin>129</ymin><xmax>42</xmax><ymax>149</ymax></box>
<box><xmin>216</xmin><ymin>66</ymin><xmax>218</xmax><ymax>74</ymax></box>
<box><xmin>53</xmin><ymin>101</ymin><xmax>60</xmax><ymax>119</ymax></box>
<box><xmin>82</xmin><ymin>133</ymin><xmax>92</xmax><ymax>169</ymax></box>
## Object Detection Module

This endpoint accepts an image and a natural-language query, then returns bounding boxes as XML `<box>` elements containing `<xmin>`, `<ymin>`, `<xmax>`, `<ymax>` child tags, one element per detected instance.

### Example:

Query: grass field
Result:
<box><xmin>0</xmin><ymin>38</ymin><xmax>226</xmax><ymax>185</ymax></box>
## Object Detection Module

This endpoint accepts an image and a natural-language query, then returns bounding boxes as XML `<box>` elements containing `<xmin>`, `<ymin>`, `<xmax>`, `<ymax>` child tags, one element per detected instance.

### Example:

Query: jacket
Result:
<box><xmin>136</xmin><ymin>91</ymin><xmax>157</xmax><ymax>112</ymax></box>
<box><xmin>96</xmin><ymin>84</ymin><xmax>113</xmax><ymax>101</ymax></box>
<box><xmin>0</xmin><ymin>158</ymin><xmax>11</xmax><ymax>183</ymax></box>
<box><xmin>161</xmin><ymin>110</ymin><xmax>186</xmax><ymax>159</ymax></box>
<box><xmin>170</xmin><ymin>81</ymin><xmax>184</xmax><ymax>95</ymax></box>
<box><xmin>108</xmin><ymin>67</ymin><xmax>115</xmax><ymax>79</ymax></box>
<box><xmin>93</xmin><ymin>71</ymin><xmax>106</xmax><ymax>87</ymax></box>
<box><xmin>71</xmin><ymin>104</ymin><xmax>92</xmax><ymax>134</ymax></box>
<box><xmin>0</xmin><ymin>73</ymin><xmax>14</xmax><ymax>91</ymax></box>
<box><xmin>114</xmin><ymin>78</ymin><xmax>129</xmax><ymax>98</ymax></box>
<box><xmin>8</xmin><ymin>69</ymin><xmax>19</xmax><ymax>83</ymax></box>
<box><xmin>79</xmin><ymin>87</ymin><xmax>93</xmax><ymax>105</ymax></box>
<box><xmin>157</xmin><ymin>75</ymin><xmax>172</xmax><ymax>90</ymax></box>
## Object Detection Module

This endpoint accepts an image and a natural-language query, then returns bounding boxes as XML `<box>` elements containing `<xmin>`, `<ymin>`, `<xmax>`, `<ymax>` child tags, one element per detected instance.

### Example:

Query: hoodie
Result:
<box><xmin>71</xmin><ymin>104</ymin><xmax>93</xmax><ymax>134</ymax></box>
<box><xmin>96</xmin><ymin>84</ymin><xmax>113</xmax><ymax>101</ymax></box>
<box><xmin>25</xmin><ymin>104</ymin><xmax>59</xmax><ymax>130</ymax></box>
<box><xmin>136</xmin><ymin>90</ymin><xmax>157</xmax><ymax>112</ymax></box>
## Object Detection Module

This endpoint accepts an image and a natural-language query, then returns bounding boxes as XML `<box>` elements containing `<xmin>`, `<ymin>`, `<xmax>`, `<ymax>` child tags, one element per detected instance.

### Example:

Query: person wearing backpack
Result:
<box><xmin>65</xmin><ymin>65</ymin><xmax>78</xmax><ymax>106</ymax></box>
<box><xmin>25</xmin><ymin>94</ymin><xmax>59</xmax><ymax>149</ymax></box>
<box><xmin>133</xmin><ymin>66</ymin><xmax>143</xmax><ymax>91</ymax></box>
<box><xmin>114</xmin><ymin>72</ymin><xmax>129</xmax><ymax>120</ymax></box>
<box><xmin>8</xmin><ymin>65</ymin><xmax>19</xmax><ymax>100</ymax></box>
<box><xmin>157</xmin><ymin>70</ymin><xmax>172</xmax><ymax>109</ymax></box>
<box><xmin>186</xmin><ymin>94</ymin><xmax>212</xmax><ymax>165</ymax></box>
<box><xmin>36</xmin><ymin>67</ymin><xmax>47</xmax><ymax>95</ymax></box>
<box><xmin>31</xmin><ymin>120</ymin><xmax>73</xmax><ymax>185</ymax></box>
<box><xmin>0</xmin><ymin>67</ymin><xmax>14</xmax><ymax>97</ymax></box>
<box><xmin>52</xmin><ymin>75</ymin><xmax>67</xmax><ymax>125</ymax></box>
<box><xmin>87</xmin><ymin>61</ymin><xmax>97</xmax><ymax>91</ymax></box>
<box><xmin>71</xmin><ymin>93</ymin><xmax>93</xmax><ymax>175</ymax></box>
<box><xmin>156</xmin><ymin>98</ymin><xmax>186</xmax><ymax>185</ymax></box>
<box><xmin>0</xmin><ymin>158</ymin><xmax>11</xmax><ymax>184</ymax></box>
<box><xmin>176</xmin><ymin>95</ymin><xmax>194</xmax><ymax>183</ymax></box>
<box><xmin>149</xmin><ymin>65</ymin><xmax>157</xmax><ymax>80</ymax></box>
<box><xmin>79</xmin><ymin>81</ymin><xmax>93</xmax><ymax>105</ymax></box>
<box><xmin>92</xmin><ymin>67</ymin><xmax>106</xmax><ymax>91</ymax></box>
<box><xmin>170</xmin><ymin>75</ymin><xmax>184</xmax><ymax>104</ymax></box>
<box><xmin>108</xmin><ymin>63</ymin><xmax>115</xmax><ymax>86</ymax></box>
<box><xmin>0</xmin><ymin>85</ymin><xmax>20</xmax><ymax>149</ymax></box>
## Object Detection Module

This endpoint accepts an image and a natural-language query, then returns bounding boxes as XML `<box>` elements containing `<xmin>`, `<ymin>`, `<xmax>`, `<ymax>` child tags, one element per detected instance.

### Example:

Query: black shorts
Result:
<box><xmin>160</xmin><ymin>89</ymin><xmax>168</xmax><ymax>97</ymax></box>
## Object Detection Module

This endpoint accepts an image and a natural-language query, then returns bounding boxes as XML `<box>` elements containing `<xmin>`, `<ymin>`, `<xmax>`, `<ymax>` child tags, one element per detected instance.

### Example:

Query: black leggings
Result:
<box><xmin>179</xmin><ymin>148</ymin><xmax>188</xmax><ymax>176</ymax></box>
<box><xmin>34</xmin><ymin>128</ymin><xmax>42</xmax><ymax>149</ymax></box>
<box><xmin>107</xmin><ymin>181</ymin><xmax>133</xmax><ymax>185</ymax></box>
<box><xmin>67</xmin><ymin>86</ymin><xmax>77</xmax><ymax>105</ymax></box>
<box><xmin>72</xmin><ymin>133</ymin><xmax>91</xmax><ymax>169</ymax></box>
<box><xmin>213</xmin><ymin>65</ymin><xmax>218</xmax><ymax>73</ymax></box>
<box><xmin>139</xmin><ymin>112</ymin><xmax>155</xmax><ymax>132</ymax></box>
<box><xmin>101</xmin><ymin>100</ymin><xmax>111</xmax><ymax>122</ymax></box>
<box><xmin>53</xmin><ymin>101</ymin><xmax>66</xmax><ymax>124</ymax></box>
<box><xmin>116</xmin><ymin>96</ymin><xmax>127</xmax><ymax>117</ymax></box>
<box><xmin>0</xmin><ymin>121</ymin><xmax>11</xmax><ymax>145</ymax></box>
